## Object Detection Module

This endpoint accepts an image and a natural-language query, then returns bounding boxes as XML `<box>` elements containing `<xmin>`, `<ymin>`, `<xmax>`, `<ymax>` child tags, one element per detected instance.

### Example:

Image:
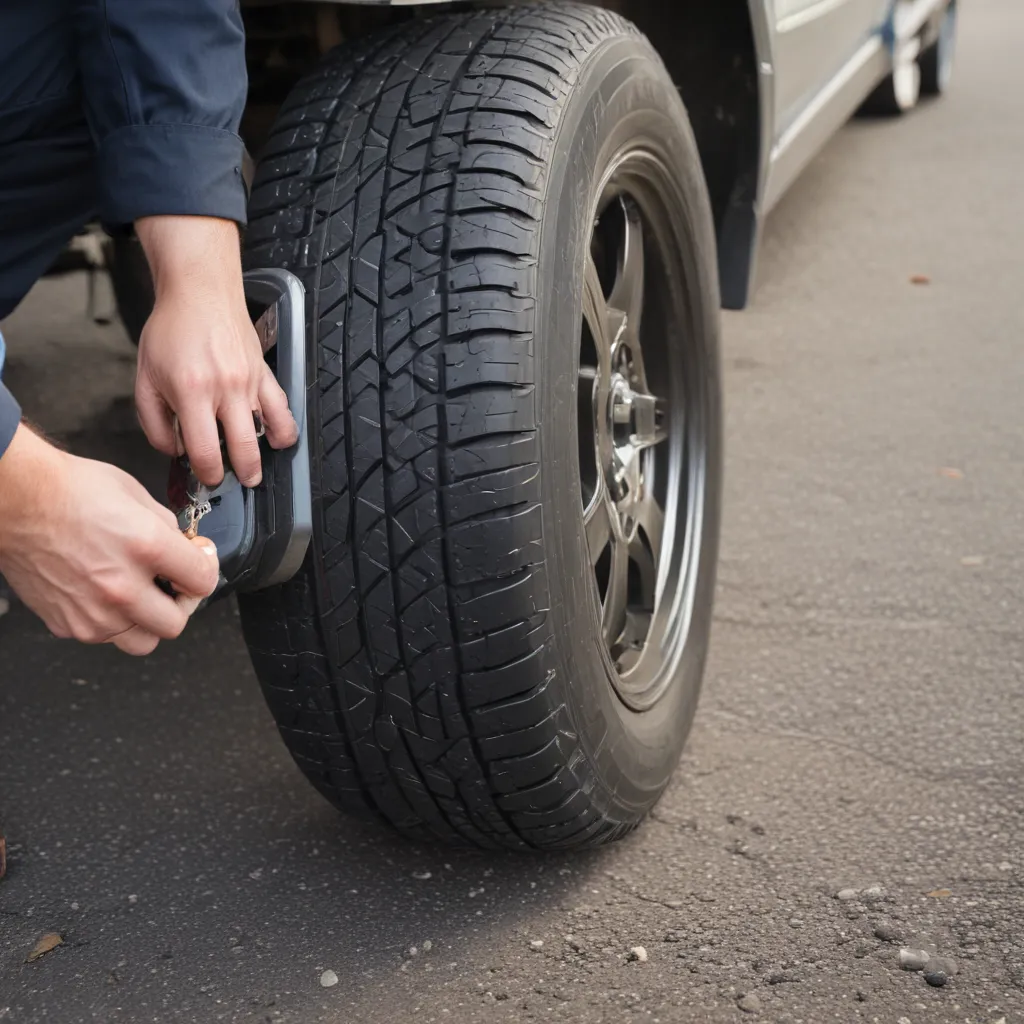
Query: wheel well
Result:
<box><xmin>239</xmin><ymin>0</ymin><xmax>762</xmax><ymax>308</ymax></box>
<box><xmin>605</xmin><ymin>0</ymin><xmax>761</xmax><ymax>308</ymax></box>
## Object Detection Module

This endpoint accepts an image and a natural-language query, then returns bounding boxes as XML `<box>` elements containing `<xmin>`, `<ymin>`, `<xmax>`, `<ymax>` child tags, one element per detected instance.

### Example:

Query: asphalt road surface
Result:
<box><xmin>2</xmin><ymin>4</ymin><xmax>1023</xmax><ymax>1022</ymax></box>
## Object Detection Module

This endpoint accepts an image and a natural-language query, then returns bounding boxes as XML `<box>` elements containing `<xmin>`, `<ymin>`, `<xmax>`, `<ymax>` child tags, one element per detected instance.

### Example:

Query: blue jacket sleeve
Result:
<box><xmin>73</xmin><ymin>0</ymin><xmax>249</xmax><ymax>228</ymax></box>
<box><xmin>0</xmin><ymin>382</ymin><xmax>21</xmax><ymax>461</ymax></box>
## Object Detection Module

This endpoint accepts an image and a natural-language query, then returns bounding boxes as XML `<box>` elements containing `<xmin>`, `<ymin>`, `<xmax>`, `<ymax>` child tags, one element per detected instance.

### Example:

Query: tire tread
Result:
<box><xmin>240</xmin><ymin>3</ymin><xmax>644</xmax><ymax>849</ymax></box>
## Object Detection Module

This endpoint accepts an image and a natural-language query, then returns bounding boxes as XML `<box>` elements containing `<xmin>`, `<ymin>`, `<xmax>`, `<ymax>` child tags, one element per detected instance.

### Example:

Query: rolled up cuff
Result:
<box><xmin>97</xmin><ymin>124</ymin><xmax>248</xmax><ymax>228</ymax></box>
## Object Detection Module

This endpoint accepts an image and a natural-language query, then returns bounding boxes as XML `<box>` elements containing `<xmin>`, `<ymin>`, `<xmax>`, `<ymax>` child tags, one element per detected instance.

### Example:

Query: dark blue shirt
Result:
<box><xmin>0</xmin><ymin>0</ymin><xmax>249</xmax><ymax>458</ymax></box>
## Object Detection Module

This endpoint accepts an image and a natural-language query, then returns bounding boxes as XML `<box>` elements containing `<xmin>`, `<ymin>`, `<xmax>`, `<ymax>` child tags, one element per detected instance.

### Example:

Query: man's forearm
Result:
<box><xmin>135</xmin><ymin>216</ymin><xmax>246</xmax><ymax>304</ymax></box>
<box><xmin>0</xmin><ymin>425</ymin><xmax>61</xmax><ymax>538</ymax></box>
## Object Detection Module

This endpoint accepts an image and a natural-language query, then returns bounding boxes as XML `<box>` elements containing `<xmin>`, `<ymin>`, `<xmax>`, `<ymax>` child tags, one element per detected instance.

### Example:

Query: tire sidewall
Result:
<box><xmin>536</xmin><ymin>38</ymin><xmax>723</xmax><ymax>818</ymax></box>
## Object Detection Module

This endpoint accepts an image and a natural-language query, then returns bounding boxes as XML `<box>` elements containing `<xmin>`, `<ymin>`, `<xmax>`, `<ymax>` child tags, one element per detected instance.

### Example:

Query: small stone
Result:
<box><xmin>873</xmin><ymin>919</ymin><xmax>901</xmax><ymax>943</ymax></box>
<box><xmin>319</xmin><ymin>970</ymin><xmax>339</xmax><ymax>989</ymax></box>
<box><xmin>127</xmin><ymin>894</ymin><xmax>138</xmax><ymax>905</ymax></box>
<box><xmin>836</xmin><ymin>888</ymin><xmax>859</xmax><ymax>902</ymax></box>
<box><xmin>737</xmin><ymin>993</ymin><xmax>762</xmax><ymax>1014</ymax></box>
<box><xmin>768</xmin><ymin>971</ymin><xmax>799</xmax><ymax>985</ymax></box>
<box><xmin>852</xmin><ymin>940</ymin><xmax>874</xmax><ymax>959</ymax></box>
<box><xmin>788</xmin><ymin>917</ymin><xmax>803</xmax><ymax>929</ymax></box>
<box><xmin>627</xmin><ymin>946</ymin><xmax>648</xmax><ymax>963</ymax></box>
<box><xmin>529</xmin><ymin>940</ymin><xmax>544</xmax><ymax>950</ymax></box>
<box><xmin>922</xmin><ymin>956</ymin><xmax>958</xmax><ymax>987</ymax></box>
<box><xmin>412</xmin><ymin>871</ymin><xmax>432</xmax><ymax>881</ymax></box>
<box><xmin>422</xmin><ymin>940</ymin><xmax>433</xmax><ymax>952</ymax></box>
<box><xmin>861</xmin><ymin>885</ymin><xmax>886</xmax><ymax>902</ymax></box>
<box><xmin>663</xmin><ymin>931</ymin><xmax>683</xmax><ymax>943</ymax></box>
<box><xmin>899</xmin><ymin>948</ymin><xmax>931</xmax><ymax>971</ymax></box>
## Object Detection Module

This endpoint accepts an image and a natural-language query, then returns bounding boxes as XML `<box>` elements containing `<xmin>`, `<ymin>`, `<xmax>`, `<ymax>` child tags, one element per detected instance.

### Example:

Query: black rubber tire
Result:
<box><xmin>239</xmin><ymin>2</ymin><xmax>722</xmax><ymax>850</ymax></box>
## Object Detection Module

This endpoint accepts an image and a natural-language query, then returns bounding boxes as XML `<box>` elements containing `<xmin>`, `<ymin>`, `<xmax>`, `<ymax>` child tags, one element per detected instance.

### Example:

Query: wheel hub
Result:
<box><xmin>605</xmin><ymin>371</ymin><xmax>663</xmax><ymax>539</ymax></box>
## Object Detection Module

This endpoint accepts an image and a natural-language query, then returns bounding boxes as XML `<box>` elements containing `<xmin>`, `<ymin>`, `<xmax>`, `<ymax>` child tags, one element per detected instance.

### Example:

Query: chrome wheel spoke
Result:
<box><xmin>583</xmin><ymin>254</ymin><xmax>612</xmax><ymax>371</ymax></box>
<box><xmin>631</xmin><ymin>490</ymin><xmax>664</xmax><ymax>606</ymax></box>
<box><xmin>615</xmin><ymin>610</ymin><xmax>652</xmax><ymax>669</ymax></box>
<box><xmin>635</xmin><ymin>486</ymin><xmax>665</xmax><ymax>559</ymax></box>
<box><xmin>602</xmin><ymin>538</ymin><xmax>630</xmax><ymax>646</ymax></box>
<box><xmin>608</xmin><ymin>197</ymin><xmax>645</xmax><ymax>336</ymax></box>
<box><xmin>629</xmin><ymin>531</ymin><xmax>657</xmax><ymax>607</ymax></box>
<box><xmin>608</xmin><ymin>198</ymin><xmax>657</xmax><ymax>397</ymax></box>
<box><xmin>585</xmin><ymin>252</ymin><xmax>621</xmax><ymax>488</ymax></box>
<box><xmin>584</xmin><ymin>493</ymin><xmax>614</xmax><ymax>567</ymax></box>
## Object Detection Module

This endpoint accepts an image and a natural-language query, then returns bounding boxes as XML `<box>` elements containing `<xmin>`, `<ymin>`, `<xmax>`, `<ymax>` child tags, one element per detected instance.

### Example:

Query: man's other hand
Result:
<box><xmin>134</xmin><ymin>216</ymin><xmax>298</xmax><ymax>488</ymax></box>
<box><xmin>0</xmin><ymin>426</ymin><xmax>221</xmax><ymax>656</ymax></box>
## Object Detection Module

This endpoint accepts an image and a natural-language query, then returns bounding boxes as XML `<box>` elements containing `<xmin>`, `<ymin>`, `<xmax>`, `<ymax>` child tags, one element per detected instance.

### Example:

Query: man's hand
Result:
<box><xmin>0</xmin><ymin>425</ymin><xmax>220</xmax><ymax>656</ymax></box>
<box><xmin>134</xmin><ymin>216</ymin><xmax>298</xmax><ymax>488</ymax></box>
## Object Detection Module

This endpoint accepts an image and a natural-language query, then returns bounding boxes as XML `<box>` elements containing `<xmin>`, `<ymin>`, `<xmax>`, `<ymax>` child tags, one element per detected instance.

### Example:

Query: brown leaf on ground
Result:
<box><xmin>26</xmin><ymin>932</ymin><xmax>63</xmax><ymax>963</ymax></box>
<box><xmin>911</xmin><ymin>274</ymin><xmax>931</xmax><ymax>285</ymax></box>
<box><xmin>939</xmin><ymin>467</ymin><xmax>963</xmax><ymax>479</ymax></box>
<box><xmin>927</xmin><ymin>888</ymin><xmax>953</xmax><ymax>898</ymax></box>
